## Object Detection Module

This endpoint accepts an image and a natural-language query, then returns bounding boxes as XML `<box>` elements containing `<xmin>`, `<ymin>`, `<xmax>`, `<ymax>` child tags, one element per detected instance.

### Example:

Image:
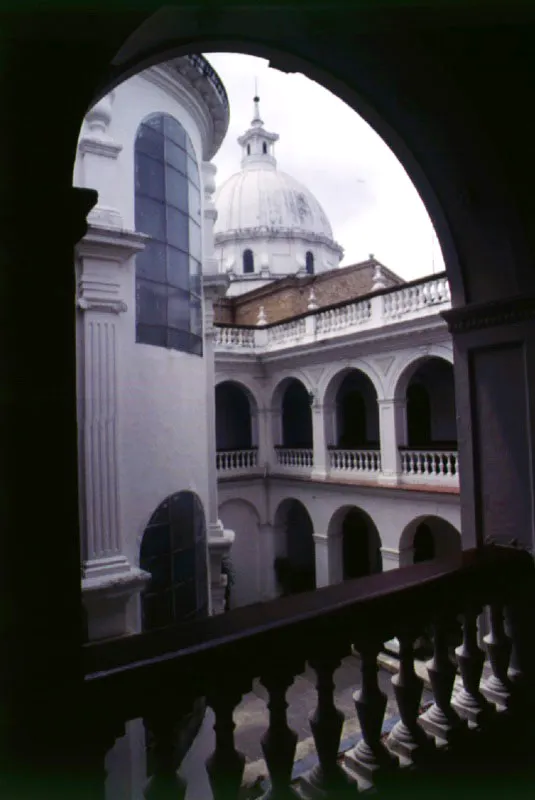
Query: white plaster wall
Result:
<box><xmin>218</xmin><ymin>499</ymin><xmax>262</xmax><ymax>608</ymax></box>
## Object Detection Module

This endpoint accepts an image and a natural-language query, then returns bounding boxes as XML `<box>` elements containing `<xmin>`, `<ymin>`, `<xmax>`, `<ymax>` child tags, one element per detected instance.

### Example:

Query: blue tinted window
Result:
<box><xmin>135</xmin><ymin>113</ymin><xmax>203</xmax><ymax>355</ymax></box>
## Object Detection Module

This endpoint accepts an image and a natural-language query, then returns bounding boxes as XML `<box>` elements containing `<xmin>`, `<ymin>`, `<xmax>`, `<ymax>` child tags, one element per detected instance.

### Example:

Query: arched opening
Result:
<box><xmin>336</xmin><ymin>507</ymin><xmax>383</xmax><ymax>579</ymax></box>
<box><xmin>273</xmin><ymin>499</ymin><xmax>316</xmax><ymax>596</ymax></box>
<box><xmin>305</xmin><ymin>251</ymin><xmax>314</xmax><ymax>275</ymax></box>
<box><xmin>404</xmin><ymin>358</ymin><xmax>456</xmax><ymax>450</ymax></box>
<box><xmin>399</xmin><ymin>515</ymin><xmax>461</xmax><ymax>567</ymax></box>
<box><xmin>243</xmin><ymin>248</ymin><xmax>255</xmax><ymax>274</ymax></box>
<box><xmin>218</xmin><ymin>498</ymin><xmax>262</xmax><ymax>608</ymax></box>
<box><xmin>333</xmin><ymin>370</ymin><xmax>379</xmax><ymax>449</ymax></box>
<box><xmin>139</xmin><ymin>491</ymin><xmax>208</xmax><ymax>631</ymax></box>
<box><xmin>280</xmin><ymin>379</ymin><xmax>313</xmax><ymax>448</ymax></box>
<box><xmin>215</xmin><ymin>381</ymin><xmax>256</xmax><ymax>451</ymax></box>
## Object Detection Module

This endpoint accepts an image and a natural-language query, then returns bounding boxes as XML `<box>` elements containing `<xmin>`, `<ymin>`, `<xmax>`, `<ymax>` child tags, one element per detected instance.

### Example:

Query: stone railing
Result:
<box><xmin>400</xmin><ymin>449</ymin><xmax>459</xmax><ymax>481</ymax></box>
<box><xmin>215</xmin><ymin>326</ymin><xmax>256</xmax><ymax>349</ymax></box>
<box><xmin>267</xmin><ymin>318</ymin><xmax>307</xmax><ymax>345</ymax></box>
<box><xmin>382</xmin><ymin>275</ymin><xmax>451</xmax><ymax>320</ymax></box>
<box><xmin>215</xmin><ymin>274</ymin><xmax>451</xmax><ymax>354</ymax></box>
<box><xmin>329</xmin><ymin>448</ymin><xmax>381</xmax><ymax>473</ymax></box>
<box><xmin>275</xmin><ymin>447</ymin><xmax>314</xmax><ymax>469</ymax></box>
<box><xmin>84</xmin><ymin>545</ymin><xmax>535</xmax><ymax>798</ymax></box>
<box><xmin>315</xmin><ymin>297</ymin><xmax>372</xmax><ymax>334</ymax></box>
<box><xmin>216</xmin><ymin>449</ymin><xmax>258</xmax><ymax>473</ymax></box>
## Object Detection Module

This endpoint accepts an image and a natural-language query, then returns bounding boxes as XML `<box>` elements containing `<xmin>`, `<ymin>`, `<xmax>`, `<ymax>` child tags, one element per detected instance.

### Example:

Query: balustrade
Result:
<box><xmin>84</xmin><ymin>545</ymin><xmax>534</xmax><ymax>798</ymax></box>
<box><xmin>400</xmin><ymin>449</ymin><xmax>458</xmax><ymax>480</ymax></box>
<box><xmin>329</xmin><ymin>448</ymin><xmax>381</xmax><ymax>473</ymax></box>
<box><xmin>275</xmin><ymin>447</ymin><xmax>314</xmax><ymax>469</ymax></box>
<box><xmin>382</xmin><ymin>276</ymin><xmax>451</xmax><ymax>320</ymax></box>
<box><xmin>315</xmin><ymin>299</ymin><xmax>372</xmax><ymax>334</ymax></box>
<box><xmin>267</xmin><ymin>318</ymin><xmax>307</xmax><ymax>345</ymax></box>
<box><xmin>214</xmin><ymin>275</ymin><xmax>452</xmax><ymax>354</ymax></box>
<box><xmin>216</xmin><ymin>449</ymin><xmax>258</xmax><ymax>472</ymax></box>
<box><xmin>215</xmin><ymin>326</ymin><xmax>256</xmax><ymax>349</ymax></box>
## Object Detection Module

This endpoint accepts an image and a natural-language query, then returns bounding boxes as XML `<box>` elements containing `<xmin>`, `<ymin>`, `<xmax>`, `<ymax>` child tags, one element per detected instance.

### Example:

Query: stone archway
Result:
<box><xmin>399</xmin><ymin>515</ymin><xmax>462</xmax><ymax>568</ymax></box>
<box><xmin>273</xmin><ymin>498</ymin><xmax>316</xmax><ymax>595</ymax></box>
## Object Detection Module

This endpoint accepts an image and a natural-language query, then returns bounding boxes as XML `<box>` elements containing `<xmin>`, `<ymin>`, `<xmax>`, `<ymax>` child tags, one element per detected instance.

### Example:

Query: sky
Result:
<box><xmin>204</xmin><ymin>52</ymin><xmax>444</xmax><ymax>282</ymax></box>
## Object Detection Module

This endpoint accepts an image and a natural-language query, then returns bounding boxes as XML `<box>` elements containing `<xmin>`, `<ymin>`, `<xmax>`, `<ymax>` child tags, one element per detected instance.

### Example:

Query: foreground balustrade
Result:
<box><xmin>84</xmin><ymin>545</ymin><xmax>534</xmax><ymax>798</ymax></box>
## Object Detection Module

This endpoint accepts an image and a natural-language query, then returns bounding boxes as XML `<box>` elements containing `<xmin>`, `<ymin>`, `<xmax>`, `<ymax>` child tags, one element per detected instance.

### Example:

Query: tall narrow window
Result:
<box><xmin>135</xmin><ymin>113</ymin><xmax>203</xmax><ymax>356</ymax></box>
<box><xmin>305</xmin><ymin>251</ymin><xmax>314</xmax><ymax>275</ymax></box>
<box><xmin>262</xmin><ymin>142</ymin><xmax>267</xmax><ymax>154</ymax></box>
<box><xmin>247</xmin><ymin>144</ymin><xmax>251</xmax><ymax>155</ymax></box>
<box><xmin>243</xmin><ymin>249</ymin><xmax>255</xmax><ymax>274</ymax></box>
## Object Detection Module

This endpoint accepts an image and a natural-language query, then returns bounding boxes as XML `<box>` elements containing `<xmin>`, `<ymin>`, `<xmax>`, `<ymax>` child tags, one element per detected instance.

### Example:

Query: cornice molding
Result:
<box><xmin>77</xmin><ymin>296</ymin><xmax>128</xmax><ymax>315</ymax></box>
<box><xmin>77</xmin><ymin>224</ymin><xmax>148</xmax><ymax>263</ymax></box>
<box><xmin>78</xmin><ymin>137</ymin><xmax>123</xmax><ymax>160</ymax></box>
<box><xmin>442</xmin><ymin>295</ymin><xmax>535</xmax><ymax>334</ymax></box>
<box><xmin>215</xmin><ymin>227</ymin><xmax>344</xmax><ymax>257</ymax></box>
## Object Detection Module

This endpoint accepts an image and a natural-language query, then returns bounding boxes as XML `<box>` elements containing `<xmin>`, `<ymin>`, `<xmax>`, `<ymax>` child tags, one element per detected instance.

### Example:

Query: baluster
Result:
<box><xmin>481</xmin><ymin>603</ymin><xmax>513</xmax><ymax>711</ymax></box>
<box><xmin>260</xmin><ymin>667</ymin><xmax>300</xmax><ymax>799</ymax></box>
<box><xmin>345</xmin><ymin>641</ymin><xmax>397</xmax><ymax>787</ymax></box>
<box><xmin>306</xmin><ymin>652</ymin><xmax>355</xmax><ymax>795</ymax></box>
<box><xmin>206</xmin><ymin>686</ymin><xmax>246</xmax><ymax>800</ymax></box>
<box><xmin>420</xmin><ymin>617</ymin><xmax>466</xmax><ymax>746</ymax></box>
<box><xmin>452</xmin><ymin>607</ymin><xmax>491</xmax><ymax>728</ymax></box>
<box><xmin>81</xmin><ymin>717</ymin><xmax>124</xmax><ymax>800</ymax></box>
<box><xmin>144</xmin><ymin>705</ymin><xmax>195</xmax><ymax>800</ymax></box>
<box><xmin>387</xmin><ymin>630</ymin><xmax>433</xmax><ymax>765</ymax></box>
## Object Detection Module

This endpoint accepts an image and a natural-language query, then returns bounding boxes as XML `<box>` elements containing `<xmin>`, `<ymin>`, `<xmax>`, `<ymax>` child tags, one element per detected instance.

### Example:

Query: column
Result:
<box><xmin>380</xmin><ymin>547</ymin><xmax>401</xmax><ymax>571</ymax></box>
<box><xmin>77</xmin><ymin>226</ymin><xmax>150</xmax><ymax>640</ymax></box>
<box><xmin>202</xmin><ymin>160</ymin><xmax>234</xmax><ymax>614</ymax></box>
<box><xmin>378</xmin><ymin>398</ymin><xmax>406</xmax><ymax>484</ymax></box>
<box><xmin>313</xmin><ymin>533</ymin><xmax>343</xmax><ymax>587</ymax></box>
<box><xmin>257</xmin><ymin>407</ymin><xmax>275</xmax><ymax>472</ymax></box>
<box><xmin>311</xmin><ymin>401</ymin><xmax>329</xmax><ymax>479</ymax></box>
<box><xmin>443</xmin><ymin>297</ymin><xmax>535</xmax><ymax>552</ymax></box>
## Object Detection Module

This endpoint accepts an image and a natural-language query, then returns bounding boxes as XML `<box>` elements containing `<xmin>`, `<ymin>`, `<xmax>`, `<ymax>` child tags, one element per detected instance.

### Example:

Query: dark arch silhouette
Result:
<box><xmin>215</xmin><ymin>382</ymin><xmax>253</xmax><ymax>450</ymax></box>
<box><xmin>305</xmin><ymin>251</ymin><xmax>314</xmax><ymax>275</ymax></box>
<box><xmin>281</xmin><ymin>380</ymin><xmax>313</xmax><ymax>448</ymax></box>
<box><xmin>341</xmin><ymin>508</ymin><xmax>382</xmax><ymax>579</ymax></box>
<box><xmin>139</xmin><ymin>491</ymin><xmax>208</xmax><ymax>631</ymax></box>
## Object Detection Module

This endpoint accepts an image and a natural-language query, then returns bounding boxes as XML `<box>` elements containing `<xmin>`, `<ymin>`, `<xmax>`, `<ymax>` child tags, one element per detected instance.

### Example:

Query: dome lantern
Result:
<box><xmin>237</xmin><ymin>90</ymin><xmax>279</xmax><ymax>170</ymax></box>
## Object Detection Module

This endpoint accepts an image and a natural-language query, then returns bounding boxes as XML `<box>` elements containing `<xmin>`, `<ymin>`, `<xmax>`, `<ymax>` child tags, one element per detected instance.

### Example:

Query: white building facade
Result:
<box><xmin>74</xmin><ymin>56</ymin><xmax>234</xmax><ymax>644</ymax></box>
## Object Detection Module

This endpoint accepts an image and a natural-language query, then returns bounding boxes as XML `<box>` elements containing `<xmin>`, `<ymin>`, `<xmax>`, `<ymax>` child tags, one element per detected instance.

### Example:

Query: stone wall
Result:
<box><xmin>214</xmin><ymin>259</ymin><xmax>402</xmax><ymax>326</ymax></box>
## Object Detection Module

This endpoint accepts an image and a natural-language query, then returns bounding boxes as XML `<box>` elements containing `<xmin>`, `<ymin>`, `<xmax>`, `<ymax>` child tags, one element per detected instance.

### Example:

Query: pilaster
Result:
<box><xmin>77</xmin><ymin>224</ymin><xmax>150</xmax><ymax>639</ymax></box>
<box><xmin>378</xmin><ymin>398</ymin><xmax>406</xmax><ymax>485</ymax></box>
<box><xmin>313</xmin><ymin>533</ymin><xmax>343</xmax><ymax>587</ymax></box>
<box><xmin>443</xmin><ymin>295</ymin><xmax>535</xmax><ymax>552</ymax></box>
<box><xmin>311</xmin><ymin>401</ymin><xmax>328</xmax><ymax>479</ymax></box>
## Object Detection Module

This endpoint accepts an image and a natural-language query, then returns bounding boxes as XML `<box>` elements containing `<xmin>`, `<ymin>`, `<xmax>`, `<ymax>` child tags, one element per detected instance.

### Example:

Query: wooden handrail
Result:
<box><xmin>83</xmin><ymin>546</ymin><xmax>532</xmax><ymax>722</ymax></box>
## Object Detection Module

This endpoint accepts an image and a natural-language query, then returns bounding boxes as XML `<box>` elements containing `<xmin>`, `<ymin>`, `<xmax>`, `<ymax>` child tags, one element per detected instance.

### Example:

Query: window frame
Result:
<box><xmin>135</xmin><ymin>113</ymin><xmax>203</xmax><ymax>356</ymax></box>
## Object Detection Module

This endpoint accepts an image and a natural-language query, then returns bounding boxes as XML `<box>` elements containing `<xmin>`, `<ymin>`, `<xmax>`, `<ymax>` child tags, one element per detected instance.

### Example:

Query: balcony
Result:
<box><xmin>84</xmin><ymin>544</ymin><xmax>535</xmax><ymax>798</ymax></box>
<box><xmin>214</xmin><ymin>274</ymin><xmax>451</xmax><ymax>355</ymax></box>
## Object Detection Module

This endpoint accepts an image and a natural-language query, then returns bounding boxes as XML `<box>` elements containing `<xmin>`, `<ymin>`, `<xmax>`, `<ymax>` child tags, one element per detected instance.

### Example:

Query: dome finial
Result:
<box><xmin>252</xmin><ymin>77</ymin><xmax>263</xmax><ymax>127</ymax></box>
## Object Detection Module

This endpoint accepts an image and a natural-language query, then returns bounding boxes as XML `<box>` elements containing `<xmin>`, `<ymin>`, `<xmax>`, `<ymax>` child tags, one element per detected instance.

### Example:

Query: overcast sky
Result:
<box><xmin>204</xmin><ymin>52</ymin><xmax>444</xmax><ymax>282</ymax></box>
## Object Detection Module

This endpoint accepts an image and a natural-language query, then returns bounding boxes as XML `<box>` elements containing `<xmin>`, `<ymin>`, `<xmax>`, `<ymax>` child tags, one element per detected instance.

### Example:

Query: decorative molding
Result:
<box><xmin>76</xmin><ymin>224</ymin><xmax>148</xmax><ymax>262</ymax></box>
<box><xmin>78</xmin><ymin>138</ymin><xmax>123</xmax><ymax>159</ymax></box>
<box><xmin>442</xmin><ymin>295</ymin><xmax>535</xmax><ymax>334</ymax></box>
<box><xmin>77</xmin><ymin>297</ymin><xmax>128</xmax><ymax>314</ymax></box>
<box><xmin>87</xmin><ymin>206</ymin><xmax>123</xmax><ymax>229</ymax></box>
<box><xmin>215</xmin><ymin>226</ymin><xmax>344</xmax><ymax>256</ymax></box>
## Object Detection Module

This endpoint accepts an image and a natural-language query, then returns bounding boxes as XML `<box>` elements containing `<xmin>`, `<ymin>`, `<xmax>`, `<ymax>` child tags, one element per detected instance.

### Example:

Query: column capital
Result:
<box><xmin>379</xmin><ymin>397</ymin><xmax>406</xmax><ymax>407</ymax></box>
<box><xmin>442</xmin><ymin>294</ymin><xmax>535</xmax><ymax>336</ymax></box>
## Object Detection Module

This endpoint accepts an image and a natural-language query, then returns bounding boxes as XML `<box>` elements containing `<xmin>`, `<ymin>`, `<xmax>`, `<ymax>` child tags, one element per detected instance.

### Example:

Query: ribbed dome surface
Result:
<box><xmin>214</xmin><ymin>166</ymin><xmax>334</xmax><ymax>239</ymax></box>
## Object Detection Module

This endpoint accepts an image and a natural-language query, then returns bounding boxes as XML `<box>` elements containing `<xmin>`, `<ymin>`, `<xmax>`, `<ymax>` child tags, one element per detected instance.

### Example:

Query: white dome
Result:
<box><xmin>214</xmin><ymin>166</ymin><xmax>334</xmax><ymax>239</ymax></box>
